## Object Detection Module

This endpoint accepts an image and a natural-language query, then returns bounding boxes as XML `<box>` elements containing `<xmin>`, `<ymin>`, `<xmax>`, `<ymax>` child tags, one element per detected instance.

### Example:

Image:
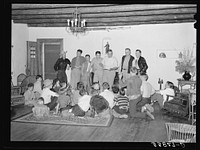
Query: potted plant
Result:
<box><xmin>175</xmin><ymin>49</ymin><xmax>196</xmax><ymax>81</ymax></box>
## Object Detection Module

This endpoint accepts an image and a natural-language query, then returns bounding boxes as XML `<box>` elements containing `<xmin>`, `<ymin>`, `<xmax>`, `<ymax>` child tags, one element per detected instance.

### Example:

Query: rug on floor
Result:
<box><xmin>12</xmin><ymin>111</ymin><xmax>114</xmax><ymax>127</ymax></box>
<box><xmin>11</xmin><ymin>105</ymin><xmax>33</xmax><ymax>121</ymax></box>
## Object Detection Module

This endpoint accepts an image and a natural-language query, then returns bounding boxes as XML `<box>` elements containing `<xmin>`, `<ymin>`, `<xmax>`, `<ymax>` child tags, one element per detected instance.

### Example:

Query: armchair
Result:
<box><xmin>163</xmin><ymin>92</ymin><xmax>189</xmax><ymax>118</ymax></box>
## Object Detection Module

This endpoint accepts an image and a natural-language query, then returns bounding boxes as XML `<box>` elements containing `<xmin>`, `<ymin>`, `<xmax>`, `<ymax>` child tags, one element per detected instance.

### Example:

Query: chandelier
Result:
<box><xmin>66</xmin><ymin>7</ymin><xmax>87</xmax><ymax>36</ymax></box>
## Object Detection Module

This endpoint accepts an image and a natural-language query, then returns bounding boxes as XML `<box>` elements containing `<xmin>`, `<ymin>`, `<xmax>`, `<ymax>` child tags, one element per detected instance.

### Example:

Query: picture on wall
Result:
<box><xmin>102</xmin><ymin>37</ymin><xmax>111</xmax><ymax>56</ymax></box>
<box><xmin>157</xmin><ymin>50</ymin><xmax>181</xmax><ymax>59</ymax></box>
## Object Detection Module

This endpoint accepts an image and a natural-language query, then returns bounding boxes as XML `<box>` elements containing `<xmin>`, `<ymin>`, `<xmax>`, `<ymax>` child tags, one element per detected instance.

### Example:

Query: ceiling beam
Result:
<box><xmin>12</xmin><ymin>7</ymin><xmax>197</xmax><ymax>20</ymax></box>
<box><xmin>13</xmin><ymin>14</ymin><xmax>195</xmax><ymax>24</ymax></box>
<box><xmin>12</xmin><ymin>4</ymin><xmax>117</xmax><ymax>9</ymax></box>
<box><xmin>27</xmin><ymin>19</ymin><xmax>195</xmax><ymax>27</ymax></box>
<box><xmin>12</xmin><ymin>4</ymin><xmax>196</xmax><ymax>15</ymax></box>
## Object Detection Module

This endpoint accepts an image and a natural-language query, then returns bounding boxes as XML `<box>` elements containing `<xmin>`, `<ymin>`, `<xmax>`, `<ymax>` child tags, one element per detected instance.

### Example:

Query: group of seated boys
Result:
<box><xmin>23</xmin><ymin>69</ymin><xmax>176</xmax><ymax>119</ymax></box>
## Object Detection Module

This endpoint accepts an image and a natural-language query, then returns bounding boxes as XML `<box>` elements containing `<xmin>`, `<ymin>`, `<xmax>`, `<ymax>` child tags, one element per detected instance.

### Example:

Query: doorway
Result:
<box><xmin>37</xmin><ymin>39</ymin><xmax>63</xmax><ymax>80</ymax></box>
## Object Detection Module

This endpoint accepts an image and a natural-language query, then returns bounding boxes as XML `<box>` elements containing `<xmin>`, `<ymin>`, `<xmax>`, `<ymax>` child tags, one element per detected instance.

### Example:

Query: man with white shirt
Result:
<box><xmin>102</xmin><ymin>49</ymin><xmax>118</xmax><ymax>88</ymax></box>
<box><xmin>100</xmin><ymin>82</ymin><xmax>115</xmax><ymax>109</ymax></box>
<box><xmin>81</xmin><ymin>54</ymin><xmax>91</xmax><ymax>92</ymax></box>
<box><xmin>134</xmin><ymin>49</ymin><xmax>148</xmax><ymax>75</ymax></box>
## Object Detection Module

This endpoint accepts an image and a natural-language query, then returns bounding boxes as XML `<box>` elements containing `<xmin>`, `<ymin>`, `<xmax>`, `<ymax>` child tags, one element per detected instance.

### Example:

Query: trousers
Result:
<box><xmin>57</xmin><ymin>70</ymin><xmax>67</xmax><ymax>83</ymax></box>
<box><xmin>129</xmin><ymin>95</ymin><xmax>146</xmax><ymax>118</ymax></box>
<box><xmin>70</xmin><ymin>68</ymin><xmax>81</xmax><ymax>89</ymax></box>
<box><xmin>103</xmin><ymin>70</ymin><xmax>115</xmax><ymax>88</ymax></box>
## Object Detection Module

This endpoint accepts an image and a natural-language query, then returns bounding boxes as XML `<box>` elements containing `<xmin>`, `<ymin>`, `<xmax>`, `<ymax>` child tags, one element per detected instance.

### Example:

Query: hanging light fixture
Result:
<box><xmin>66</xmin><ymin>7</ymin><xmax>87</xmax><ymax>36</ymax></box>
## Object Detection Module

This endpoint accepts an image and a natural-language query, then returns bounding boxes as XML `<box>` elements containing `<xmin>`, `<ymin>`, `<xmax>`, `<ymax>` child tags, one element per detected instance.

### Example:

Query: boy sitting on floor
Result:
<box><xmin>40</xmin><ymin>79</ymin><xmax>59</xmax><ymax>114</ymax></box>
<box><xmin>33</xmin><ymin>75</ymin><xmax>43</xmax><ymax>99</ymax></box>
<box><xmin>112</xmin><ymin>86</ymin><xmax>129</xmax><ymax>119</ymax></box>
<box><xmin>65</xmin><ymin>89</ymin><xmax>91</xmax><ymax>117</ymax></box>
<box><xmin>151</xmin><ymin>81</ymin><xmax>175</xmax><ymax>108</ymax></box>
<box><xmin>32</xmin><ymin>97</ymin><xmax>50</xmax><ymax>118</ymax></box>
<box><xmin>71</xmin><ymin>82</ymin><xmax>85</xmax><ymax>106</ymax></box>
<box><xmin>57</xmin><ymin>82</ymin><xmax>72</xmax><ymax>111</ymax></box>
<box><xmin>90</xmin><ymin>94</ymin><xmax>111</xmax><ymax>118</ymax></box>
<box><xmin>100</xmin><ymin>82</ymin><xmax>115</xmax><ymax>109</ymax></box>
<box><xmin>90</xmin><ymin>82</ymin><xmax>101</xmax><ymax>96</ymax></box>
<box><xmin>137</xmin><ymin>74</ymin><xmax>155</xmax><ymax>112</ymax></box>
<box><xmin>24</xmin><ymin>83</ymin><xmax>37</xmax><ymax>106</ymax></box>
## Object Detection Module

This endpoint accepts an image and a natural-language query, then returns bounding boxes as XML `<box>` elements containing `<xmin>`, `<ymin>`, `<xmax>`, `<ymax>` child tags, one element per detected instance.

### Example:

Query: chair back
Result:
<box><xmin>17</xmin><ymin>73</ymin><xmax>27</xmax><ymax>86</ymax></box>
<box><xmin>165</xmin><ymin>123</ymin><xmax>196</xmax><ymax>142</ymax></box>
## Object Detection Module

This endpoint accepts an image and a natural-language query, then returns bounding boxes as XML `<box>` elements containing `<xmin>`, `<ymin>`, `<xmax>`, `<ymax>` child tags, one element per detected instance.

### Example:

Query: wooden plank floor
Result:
<box><xmin>10</xmin><ymin>104</ymin><xmax>191</xmax><ymax>142</ymax></box>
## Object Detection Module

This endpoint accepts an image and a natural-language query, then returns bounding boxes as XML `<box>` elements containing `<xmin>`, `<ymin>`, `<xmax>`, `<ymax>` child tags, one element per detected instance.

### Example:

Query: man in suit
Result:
<box><xmin>119</xmin><ymin>48</ymin><xmax>135</xmax><ymax>83</ymax></box>
<box><xmin>134</xmin><ymin>49</ymin><xmax>148</xmax><ymax>75</ymax></box>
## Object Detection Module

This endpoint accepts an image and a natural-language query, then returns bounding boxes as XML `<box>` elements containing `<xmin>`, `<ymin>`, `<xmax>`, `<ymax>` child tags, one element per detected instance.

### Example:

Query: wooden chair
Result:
<box><xmin>17</xmin><ymin>73</ymin><xmax>27</xmax><ymax>86</ymax></box>
<box><xmin>165</xmin><ymin>123</ymin><xmax>196</xmax><ymax>142</ymax></box>
<box><xmin>20</xmin><ymin>75</ymin><xmax>37</xmax><ymax>94</ymax></box>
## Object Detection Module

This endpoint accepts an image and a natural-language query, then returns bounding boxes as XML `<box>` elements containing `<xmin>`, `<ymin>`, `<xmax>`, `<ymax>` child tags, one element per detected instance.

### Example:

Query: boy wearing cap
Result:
<box><xmin>40</xmin><ymin>79</ymin><xmax>59</xmax><ymax>111</ymax></box>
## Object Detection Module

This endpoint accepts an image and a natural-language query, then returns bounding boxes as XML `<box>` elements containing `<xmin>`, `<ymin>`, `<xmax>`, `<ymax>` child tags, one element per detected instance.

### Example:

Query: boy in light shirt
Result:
<box><xmin>151</xmin><ymin>81</ymin><xmax>175</xmax><ymax>108</ymax></box>
<box><xmin>40</xmin><ymin>79</ymin><xmax>59</xmax><ymax>112</ymax></box>
<box><xmin>100</xmin><ymin>82</ymin><xmax>115</xmax><ymax>109</ymax></box>
<box><xmin>137</xmin><ymin>74</ymin><xmax>155</xmax><ymax>111</ymax></box>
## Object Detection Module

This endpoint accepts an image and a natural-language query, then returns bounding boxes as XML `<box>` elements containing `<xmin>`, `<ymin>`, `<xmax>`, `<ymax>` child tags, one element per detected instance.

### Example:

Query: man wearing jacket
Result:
<box><xmin>54</xmin><ymin>51</ymin><xmax>71</xmax><ymax>83</ymax></box>
<box><xmin>119</xmin><ymin>48</ymin><xmax>135</xmax><ymax>83</ymax></box>
<box><xmin>134</xmin><ymin>49</ymin><xmax>148</xmax><ymax>75</ymax></box>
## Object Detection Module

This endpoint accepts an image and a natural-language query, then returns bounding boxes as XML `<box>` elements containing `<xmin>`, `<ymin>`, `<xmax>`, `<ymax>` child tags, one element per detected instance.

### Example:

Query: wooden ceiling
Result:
<box><xmin>12</xmin><ymin>4</ymin><xmax>197</xmax><ymax>28</ymax></box>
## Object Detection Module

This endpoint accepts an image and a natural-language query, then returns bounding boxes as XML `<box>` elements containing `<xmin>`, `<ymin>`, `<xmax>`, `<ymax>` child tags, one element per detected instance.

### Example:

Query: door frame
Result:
<box><xmin>37</xmin><ymin>38</ymin><xmax>63</xmax><ymax>79</ymax></box>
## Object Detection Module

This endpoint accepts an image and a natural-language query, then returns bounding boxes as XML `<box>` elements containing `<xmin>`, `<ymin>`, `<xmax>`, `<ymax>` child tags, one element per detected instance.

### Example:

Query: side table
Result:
<box><xmin>177</xmin><ymin>79</ymin><xmax>196</xmax><ymax>92</ymax></box>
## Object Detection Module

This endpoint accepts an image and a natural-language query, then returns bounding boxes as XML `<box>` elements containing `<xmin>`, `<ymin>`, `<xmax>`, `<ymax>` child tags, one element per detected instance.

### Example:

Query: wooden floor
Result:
<box><xmin>10</xmin><ymin>104</ymin><xmax>191</xmax><ymax>142</ymax></box>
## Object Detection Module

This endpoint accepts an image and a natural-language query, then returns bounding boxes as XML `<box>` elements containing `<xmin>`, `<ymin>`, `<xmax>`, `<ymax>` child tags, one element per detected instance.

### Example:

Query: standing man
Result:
<box><xmin>134</xmin><ymin>49</ymin><xmax>148</xmax><ymax>75</ymax></box>
<box><xmin>54</xmin><ymin>51</ymin><xmax>70</xmax><ymax>83</ymax></box>
<box><xmin>70</xmin><ymin>49</ymin><xmax>86</xmax><ymax>89</ymax></box>
<box><xmin>81</xmin><ymin>54</ymin><xmax>91</xmax><ymax>92</ymax></box>
<box><xmin>89</xmin><ymin>51</ymin><xmax>104</xmax><ymax>88</ymax></box>
<box><xmin>102</xmin><ymin>49</ymin><xmax>118</xmax><ymax>88</ymax></box>
<box><xmin>119</xmin><ymin>48</ymin><xmax>135</xmax><ymax>83</ymax></box>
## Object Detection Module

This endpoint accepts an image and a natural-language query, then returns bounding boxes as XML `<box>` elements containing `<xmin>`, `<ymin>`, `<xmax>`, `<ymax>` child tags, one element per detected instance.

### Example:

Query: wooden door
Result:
<box><xmin>44</xmin><ymin>43</ymin><xmax>60</xmax><ymax>79</ymax></box>
<box><xmin>27</xmin><ymin>41</ymin><xmax>37</xmax><ymax>76</ymax></box>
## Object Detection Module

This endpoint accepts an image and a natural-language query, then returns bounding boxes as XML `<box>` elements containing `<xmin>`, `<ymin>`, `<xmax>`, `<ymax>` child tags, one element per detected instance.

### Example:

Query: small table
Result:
<box><xmin>177</xmin><ymin>79</ymin><xmax>196</xmax><ymax>92</ymax></box>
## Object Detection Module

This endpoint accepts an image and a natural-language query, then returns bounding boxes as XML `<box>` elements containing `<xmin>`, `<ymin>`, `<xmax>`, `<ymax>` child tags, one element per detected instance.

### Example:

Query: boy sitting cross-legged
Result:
<box><xmin>112</xmin><ymin>86</ymin><xmax>129</xmax><ymax>119</ymax></box>
<box><xmin>66</xmin><ymin>89</ymin><xmax>91</xmax><ymax>117</ymax></box>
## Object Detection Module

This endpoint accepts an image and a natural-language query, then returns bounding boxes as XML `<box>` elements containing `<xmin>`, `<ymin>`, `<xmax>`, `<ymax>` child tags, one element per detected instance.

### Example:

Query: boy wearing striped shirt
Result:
<box><xmin>112</xmin><ymin>86</ymin><xmax>129</xmax><ymax>118</ymax></box>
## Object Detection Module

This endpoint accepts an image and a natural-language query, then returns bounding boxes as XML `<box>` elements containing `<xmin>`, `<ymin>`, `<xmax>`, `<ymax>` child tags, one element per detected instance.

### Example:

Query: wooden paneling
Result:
<box><xmin>12</xmin><ymin>7</ymin><xmax>197</xmax><ymax>20</ymax></box>
<box><xmin>11</xmin><ymin>4</ymin><xmax>197</xmax><ymax>27</ymax></box>
<box><xmin>12</xmin><ymin>4</ymin><xmax>196</xmax><ymax>15</ymax></box>
<box><xmin>28</xmin><ymin>19</ymin><xmax>195</xmax><ymax>27</ymax></box>
<box><xmin>12</xmin><ymin>4</ymin><xmax>116</xmax><ymax>9</ymax></box>
<box><xmin>13</xmin><ymin>14</ymin><xmax>194</xmax><ymax>24</ymax></box>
